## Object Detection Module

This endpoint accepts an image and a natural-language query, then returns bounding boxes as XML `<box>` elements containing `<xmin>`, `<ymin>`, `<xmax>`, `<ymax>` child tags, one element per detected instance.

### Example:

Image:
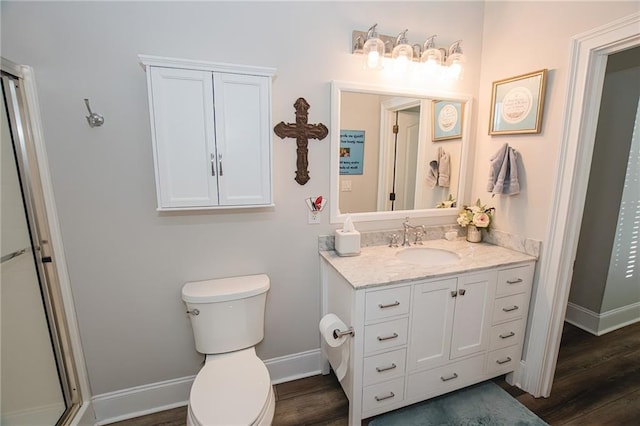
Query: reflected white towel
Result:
<box><xmin>426</xmin><ymin>160</ymin><xmax>438</xmax><ymax>188</ymax></box>
<box><xmin>438</xmin><ymin>148</ymin><xmax>450</xmax><ymax>188</ymax></box>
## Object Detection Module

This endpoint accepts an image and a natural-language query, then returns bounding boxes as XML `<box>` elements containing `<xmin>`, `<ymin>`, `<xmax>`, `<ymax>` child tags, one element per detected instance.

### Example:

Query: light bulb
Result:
<box><xmin>362</xmin><ymin>37</ymin><xmax>385</xmax><ymax>70</ymax></box>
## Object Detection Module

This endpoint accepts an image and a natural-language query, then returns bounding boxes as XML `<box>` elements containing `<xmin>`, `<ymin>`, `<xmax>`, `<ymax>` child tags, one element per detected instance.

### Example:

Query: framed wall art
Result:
<box><xmin>489</xmin><ymin>69</ymin><xmax>548</xmax><ymax>135</ymax></box>
<box><xmin>432</xmin><ymin>100</ymin><xmax>464</xmax><ymax>141</ymax></box>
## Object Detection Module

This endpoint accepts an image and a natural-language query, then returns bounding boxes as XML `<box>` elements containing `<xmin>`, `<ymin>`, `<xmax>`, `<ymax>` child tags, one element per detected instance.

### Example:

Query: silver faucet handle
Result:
<box><xmin>414</xmin><ymin>230</ymin><xmax>424</xmax><ymax>245</ymax></box>
<box><xmin>389</xmin><ymin>234</ymin><xmax>399</xmax><ymax>247</ymax></box>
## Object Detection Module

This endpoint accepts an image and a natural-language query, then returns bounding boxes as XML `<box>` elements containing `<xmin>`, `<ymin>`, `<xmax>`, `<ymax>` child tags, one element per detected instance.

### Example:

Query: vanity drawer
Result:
<box><xmin>486</xmin><ymin>345</ymin><xmax>521</xmax><ymax>376</ymax></box>
<box><xmin>496</xmin><ymin>264</ymin><xmax>534</xmax><ymax>297</ymax></box>
<box><xmin>489</xmin><ymin>319</ymin><xmax>524</xmax><ymax>350</ymax></box>
<box><xmin>407</xmin><ymin>353</ymin><xmax>485</xmax><ymax>399</ymax></box>
<box><xmin>362</xmin><ymin>377</ymin><xmax>405</xmax><ymax>413</ymax></box>
<box><xmin>492</xmin><ymin>293</ymin><xmax>528</xmax><ymax>324</ymax></box>
<box><xmin>363</xmin><ymin>348</ymin><xmax>406</xmax><ymax>386</ymax></box>
<box><xmin>364</xmin><ymin>318</ymin><xmax>409</xmax><ymax>354</ymax></box>
<box><xmin>365</xmin><ymin>286</ymin><xmax>411</xmax><ymax>322</ymax></box>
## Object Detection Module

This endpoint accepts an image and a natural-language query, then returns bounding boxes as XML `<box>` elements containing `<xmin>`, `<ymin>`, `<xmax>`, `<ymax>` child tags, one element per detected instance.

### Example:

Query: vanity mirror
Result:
<box><xmin>330</xmin><ymin>81</ymin><xmax>472</xmax><ymax>223</ymax></box>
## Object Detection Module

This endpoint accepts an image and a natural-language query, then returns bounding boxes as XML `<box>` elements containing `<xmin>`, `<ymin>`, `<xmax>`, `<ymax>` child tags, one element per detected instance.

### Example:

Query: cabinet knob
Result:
<box><xmin>496</xmin><ymin>357</ymin><xmax>512</xmax><ymax>365</ymax></box>
<box><xmin>499</xmin><ymin>331</ymin><xmax>516</xmax><ymax>339</ymax></box>
<box><xmin>451</xmin><ymin>291</ymin><xmax>458</xmax><ymax>298</ymax></box>
<box><xmin>375</xmin><ymin>363</ymin><xmax>397</xmax><ymax>373</ymax></box>
<box><xmin>374</xmin><ymin>392</ymin><xmax>395</xmax><ymax>402</ymax></box>
<box><xmin>440</xmin><ymin>373</ymin><xmax>458</xmax><ymax>382</ymax></box>
<box><xmin>378</xmin><ymin>301</ymin><xmax>400</xmax><ymax>309</ymax></box>
<box><xmin>377</xmin><ymin>332</ymin><xmax>399</xmax><ymax>342</ymax></box>
<box><xmin>458</xmin><ymin>289</ymin><xmax>466</xmax><ymax>296</ymax></box>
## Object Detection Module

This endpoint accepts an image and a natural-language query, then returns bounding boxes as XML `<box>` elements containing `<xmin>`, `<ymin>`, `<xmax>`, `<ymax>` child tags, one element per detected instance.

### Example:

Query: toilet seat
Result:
<box><xmin>188</xmin><ymin>347</ymin><xmax>273</xmax><ymax>426</ymax></box>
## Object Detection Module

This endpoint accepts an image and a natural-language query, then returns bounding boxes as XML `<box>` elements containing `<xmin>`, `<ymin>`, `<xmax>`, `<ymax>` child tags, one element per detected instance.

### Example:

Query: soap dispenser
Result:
<box><xmin>335</xmin><ymin>215</ymin><xmax>361</xmax><ymax>256</ymax></box>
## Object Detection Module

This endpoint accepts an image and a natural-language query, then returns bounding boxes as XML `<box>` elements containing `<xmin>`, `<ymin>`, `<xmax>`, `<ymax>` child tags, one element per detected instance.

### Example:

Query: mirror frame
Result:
<box><xmin>330</xmin><ymin>80</ymin><xmax>473</xmax><ymax>224</ymax></box>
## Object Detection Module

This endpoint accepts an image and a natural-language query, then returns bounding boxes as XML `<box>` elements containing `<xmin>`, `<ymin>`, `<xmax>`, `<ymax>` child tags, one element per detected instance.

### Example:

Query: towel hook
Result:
<box><xmin>84</xmin><ymin>98</ymin><xmax>104</xmax><ymax>128</ymax></box>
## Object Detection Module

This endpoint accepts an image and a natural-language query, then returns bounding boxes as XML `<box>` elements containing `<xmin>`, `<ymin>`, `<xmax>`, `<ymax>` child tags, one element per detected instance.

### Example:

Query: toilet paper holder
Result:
<box><xmin>333</xmin><ymin>327</ymin><xmax>355</xmax><ymax>339</ymax></box>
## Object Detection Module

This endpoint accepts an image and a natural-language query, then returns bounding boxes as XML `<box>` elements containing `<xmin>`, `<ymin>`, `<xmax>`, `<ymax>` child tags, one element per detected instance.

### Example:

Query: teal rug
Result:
<box><xmin>369</xmin><ymin>381</ymin><xmax>548</xmax><ymax>426</ymax></box>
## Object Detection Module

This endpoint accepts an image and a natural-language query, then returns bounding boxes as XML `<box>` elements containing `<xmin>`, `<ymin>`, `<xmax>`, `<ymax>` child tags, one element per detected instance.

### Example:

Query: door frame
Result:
<box><xmin>520</xmin><ymin>12</ymin><xmax>640</xmax><ymax>397</ymax></box>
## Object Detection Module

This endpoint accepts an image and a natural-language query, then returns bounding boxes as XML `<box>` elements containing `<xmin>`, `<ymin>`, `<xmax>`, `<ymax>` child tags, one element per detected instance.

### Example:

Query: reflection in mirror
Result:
<box><xmin>330</xmin><ymin>81</ymin><xmax>472</xmax><ymax>224</ymax></box>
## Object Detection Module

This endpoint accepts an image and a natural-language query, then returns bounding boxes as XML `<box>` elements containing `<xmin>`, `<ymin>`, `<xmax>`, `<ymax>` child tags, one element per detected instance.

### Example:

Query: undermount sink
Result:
<box><xmin>396</xmin><ymin>247</ymin><xmax>461</xmax><ymax>267</ymax></box>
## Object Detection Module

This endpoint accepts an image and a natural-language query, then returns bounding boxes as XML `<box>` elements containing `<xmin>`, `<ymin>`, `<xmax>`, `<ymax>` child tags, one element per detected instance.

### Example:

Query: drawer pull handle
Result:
<box><xmin>499</xmin><ymin>331</ymin><xmax>516</xmax><ymax>339</ymax></box>
<box><xmin>377</xmin><ymin>332</ymin><xmax>399</xmax><ymax>342</ymax></box>
<box><xmin>379</xmin><ymin>301</ymin><xmax>400</xmax><ymax>309</ymax></box>
<box><xmin>496</xmin><ymin>357</ymin><xmax>512</xmax><ymax>365</ymax></box>
<box><xmin>440</xmin><ymin>373</ymin><xmax>459</xmax><ymax>382</ymax></box>
<box><xmin>502</xmin><ymin>305</ymin><xmax>519</xmax><ymax>312</ymax></box>
<box><xmin>376</xmin><ymin>363</ymin><xmax>397</xmax><ymax>373</ymax></box>
<box><xmin>507</xmin><ymin>278</ymin><xmax>523</xmax><ymax>284</ymax></box>
<box><xmin>374</xmin><ymin>392</ymin><xmax>395</xmax><ymax>402</ymax></box>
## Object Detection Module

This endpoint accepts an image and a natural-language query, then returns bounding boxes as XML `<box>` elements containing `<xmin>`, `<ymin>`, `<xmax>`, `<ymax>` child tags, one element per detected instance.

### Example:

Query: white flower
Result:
<box><xmin>473</xmin><ymin>212</ymin><xmax>491</xmax><ymax>228</ymax></box>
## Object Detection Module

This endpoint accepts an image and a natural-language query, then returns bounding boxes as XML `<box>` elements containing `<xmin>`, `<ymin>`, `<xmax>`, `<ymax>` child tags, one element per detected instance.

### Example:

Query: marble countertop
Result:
<box><xmin>320</xmin><ymin>238</ymin><xmax>537</xmax><ymax>289</ymax></box>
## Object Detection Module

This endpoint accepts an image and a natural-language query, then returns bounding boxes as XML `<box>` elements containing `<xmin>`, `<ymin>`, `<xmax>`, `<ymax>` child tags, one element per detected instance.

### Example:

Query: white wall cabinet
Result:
<box><xmin>140</xmin><ymin>55</ymin><xmax>275</xmax><ymax>210</ymax></box>
<box><xmin>321</xmin><ymin>259</ymin><xmax>535</xmax><ymax>425</ymax></box>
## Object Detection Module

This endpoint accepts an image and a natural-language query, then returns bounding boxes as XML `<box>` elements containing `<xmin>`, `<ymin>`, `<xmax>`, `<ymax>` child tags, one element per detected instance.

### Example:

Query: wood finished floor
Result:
<box><xmin>107</xmin><ymin>321</ymin><xmax>640</xmax><ymax>426</ymax></box>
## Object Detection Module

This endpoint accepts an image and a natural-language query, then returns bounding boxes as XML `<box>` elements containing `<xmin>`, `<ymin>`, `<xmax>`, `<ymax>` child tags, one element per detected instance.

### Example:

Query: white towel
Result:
<box><xmin>426</xmin><ymin>160</ymin><xmax>438</xmax><ymax>188</ymax></box>
<box><xmin>488</xmin><ymin>143</ymin><xmax>520</xmax><ymax>196</ymax></box>
<box><xmin>437</xmin><ymin>148</ymin><xmax>450</xmax><ymax>188</ymax></box>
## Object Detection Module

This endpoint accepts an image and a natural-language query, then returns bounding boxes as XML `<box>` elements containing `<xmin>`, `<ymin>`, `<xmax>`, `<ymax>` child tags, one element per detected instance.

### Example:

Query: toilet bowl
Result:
<box><xmin>182</xmin><ymin>274</ymin><xmax>274</xmax><ymax>426</ymax></box>
<box><xmin>187</xmin><ymin>348</ymin><xmax>275</xmax><ymax>426</ymax></box>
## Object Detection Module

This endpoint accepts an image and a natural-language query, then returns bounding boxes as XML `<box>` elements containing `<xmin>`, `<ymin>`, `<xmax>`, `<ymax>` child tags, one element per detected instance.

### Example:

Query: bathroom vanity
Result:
<box><xmin>320</xmin><ymin>239</ymin><xmax>536</xmax><ymax>425</ymax></box>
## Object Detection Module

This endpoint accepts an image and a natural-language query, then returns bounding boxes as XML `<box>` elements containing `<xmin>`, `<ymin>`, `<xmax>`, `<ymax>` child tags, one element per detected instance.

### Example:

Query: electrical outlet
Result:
<box><xmin>308</xmin><ymin>210</ymin><xmax>321</xmax><ymax>224</ymax></box>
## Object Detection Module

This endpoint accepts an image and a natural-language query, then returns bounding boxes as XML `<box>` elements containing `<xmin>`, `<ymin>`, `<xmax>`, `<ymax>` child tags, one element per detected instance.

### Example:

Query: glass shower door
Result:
<box><xmin>1</xmin><ymin>72</ymin><xmax>66</xmax><ymax>425</ymax></box>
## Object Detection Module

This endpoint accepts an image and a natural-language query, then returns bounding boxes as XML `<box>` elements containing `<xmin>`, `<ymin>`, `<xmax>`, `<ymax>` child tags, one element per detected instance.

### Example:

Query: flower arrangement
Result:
<box><xmin>436</xmin><ymin>194</ymin><xmax>457</xmax><ymax>209</ymax></box>
<box><xmin>457</xmin><ymin>199</ymin><xmax>495</xmax><ymax>230</ymax></box>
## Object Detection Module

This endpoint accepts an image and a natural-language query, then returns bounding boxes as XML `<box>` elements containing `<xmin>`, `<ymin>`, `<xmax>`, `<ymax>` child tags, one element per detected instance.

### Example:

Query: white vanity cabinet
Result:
<box><xmin>139</xmin><ymin>55</ymin><xmax>275</xmax><ymax>211</ymax></box>
<box><xmin>320</xmin><ymin>252</ymin><xmax>535</xmax><ymax>426</ymax></box>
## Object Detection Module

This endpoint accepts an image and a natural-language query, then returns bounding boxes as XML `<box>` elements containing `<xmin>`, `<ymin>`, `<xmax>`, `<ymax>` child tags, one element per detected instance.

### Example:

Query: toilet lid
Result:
<box><xmin>190</xmin><ymin>349</ymin><xmax>271</xmax><ymax>426</ymax></box>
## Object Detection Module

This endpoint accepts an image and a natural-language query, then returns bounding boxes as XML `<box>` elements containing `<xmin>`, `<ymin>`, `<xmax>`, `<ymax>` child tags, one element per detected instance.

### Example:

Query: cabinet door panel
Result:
<box><xmin>450</xmin><ymin>270</ymin><xmax>496</xmax><ymax>359</ymax></box>
<box><xmin>213</xmin><ymin>73</ymin><xmax>271</xmax><ymax>206</ymax></box>
<box><xmin>408</xmin><ymin>278</ymin><xmax>457</xmax><ymax>371</ymax></box>
<box><xmin>150</xmin><ymin>68</ymin><xmax>217</xmax><ymax>208</ymax></box>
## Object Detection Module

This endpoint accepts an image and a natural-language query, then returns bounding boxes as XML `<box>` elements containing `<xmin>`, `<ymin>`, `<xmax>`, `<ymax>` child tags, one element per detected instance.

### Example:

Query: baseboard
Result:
<box><xmin>565</xmin><ymin>301</ymin><xmax>640</xmax><ymax>336</ymax></box>
<box><xmin>264</xmin><ymin>348</ymin><xmax>323</xmax><ymax>385</ymax></box>
<box><xmin>92</xmin><ymin>348</ymin><xmax>322</xmax><ymax>425</ymax></box>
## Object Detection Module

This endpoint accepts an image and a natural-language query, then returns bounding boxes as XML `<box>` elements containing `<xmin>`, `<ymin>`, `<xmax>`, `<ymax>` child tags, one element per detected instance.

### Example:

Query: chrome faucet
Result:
<box><xmin>402</xmin><ymin>217</ymin><xmax>426</xmax><ymax>246</ymax></box>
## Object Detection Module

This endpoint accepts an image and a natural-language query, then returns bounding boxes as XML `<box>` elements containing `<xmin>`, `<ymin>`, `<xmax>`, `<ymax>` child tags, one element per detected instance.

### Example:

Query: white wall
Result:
<box><xmin>0</xmin><ymin>1</ymin><xmax>484</xmax><ymax>397</ymax></box>
<box><xmin>473</xmin><ymin>1</ymin><xmax>639</xmax><ymax>240</ymax></box>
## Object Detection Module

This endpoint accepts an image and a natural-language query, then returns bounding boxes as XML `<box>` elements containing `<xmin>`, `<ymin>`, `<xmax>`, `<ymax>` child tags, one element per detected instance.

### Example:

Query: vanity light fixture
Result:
<box><xmin>391</xmin><ymin>29</ymin><xmax>413</xmax><ymax>72</ymax></box>
<box><xmin>358</xmin><ymin>24</ymin><xmax>385</xmax><ymax>70</ymax></box>
<box><xmin>351</xmin><ymin>25</ymin><xmax>466</xmax><ymax>80</ymax></box>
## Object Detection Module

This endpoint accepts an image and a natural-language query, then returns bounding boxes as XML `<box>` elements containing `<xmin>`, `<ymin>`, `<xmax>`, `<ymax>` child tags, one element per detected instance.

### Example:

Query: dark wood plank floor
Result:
<box><xmin>107</xmin><ymin>321</ymin><xmax>640</xmax><ymax>426</ymax></box>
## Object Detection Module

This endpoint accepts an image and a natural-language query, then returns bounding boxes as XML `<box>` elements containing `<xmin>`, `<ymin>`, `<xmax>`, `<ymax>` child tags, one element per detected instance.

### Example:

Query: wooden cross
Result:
<box><xmin>274</xmin><ymin>97</ymin><xmax>328</xmax><ymax>185</ymax></box>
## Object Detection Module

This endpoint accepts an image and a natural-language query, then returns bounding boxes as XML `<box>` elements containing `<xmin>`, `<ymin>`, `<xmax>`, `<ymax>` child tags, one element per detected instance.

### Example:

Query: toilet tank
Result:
<box><xmin>182</xmin><ymin>274</ymin><xmax>269</xmax><ymax>354</ymax></box>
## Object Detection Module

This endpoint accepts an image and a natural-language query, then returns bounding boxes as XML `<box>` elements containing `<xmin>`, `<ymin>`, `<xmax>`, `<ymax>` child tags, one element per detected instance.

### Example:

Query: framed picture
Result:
<box><xmin>489</xmin><ymin>69</ymin><xmax>547</xmax><ymax>135</ymax></box>
<box><xmin>339</xmin><ymin>130</ymin><xmax>365</xmax><ymax>175</ymax></box>
<box><xmin>432</xmin><ymin>100</ymin><xmax>464</xmax><ymax>141</ymax></box>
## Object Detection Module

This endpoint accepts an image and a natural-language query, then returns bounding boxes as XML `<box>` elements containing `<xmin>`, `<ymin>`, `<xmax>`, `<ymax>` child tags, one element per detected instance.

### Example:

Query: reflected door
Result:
<box><xmin>1</xmin><ymin>74</ymin><xmax>66</xmax><ymax>425</ymax></box>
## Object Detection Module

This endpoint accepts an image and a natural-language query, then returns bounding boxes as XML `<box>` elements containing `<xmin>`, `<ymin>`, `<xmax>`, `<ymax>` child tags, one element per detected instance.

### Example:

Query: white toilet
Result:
<box><xmin>182</xmin><ymin>274</ymin><xmax>275</xmax><ymax>426</ymax></box>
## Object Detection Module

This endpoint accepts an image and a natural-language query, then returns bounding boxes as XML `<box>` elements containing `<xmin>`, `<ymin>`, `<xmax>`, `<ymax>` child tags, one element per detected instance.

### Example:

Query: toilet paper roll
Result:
<box><xmin>319</xmin><ymin>313</ymin><xmax>350</xmax><ymax>381</ymax></box>
<box><xmin>319</xmin><ymin>313</ymin><xmax>348</xmax><ymax>348</ymax></box>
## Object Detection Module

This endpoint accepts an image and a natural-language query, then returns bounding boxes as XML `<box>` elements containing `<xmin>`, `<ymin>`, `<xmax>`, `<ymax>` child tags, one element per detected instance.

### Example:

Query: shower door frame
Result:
<box><xmin>1</xmin><ymin>58</ymin><xmax>90</xmax><ymax>425</ymax></box>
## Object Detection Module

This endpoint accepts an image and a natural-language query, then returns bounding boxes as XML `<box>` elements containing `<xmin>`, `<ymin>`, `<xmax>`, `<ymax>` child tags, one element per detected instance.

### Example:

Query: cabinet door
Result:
<box><xmin>150</xmin><ymin>67</ymin><xmax>218</xmax><ymax>208</ymax></box>
<box><xmin>450</xmin><ymin>270</ymin><xmax>496</xmax><ymax>359</ymax></box>
<box><xmin>408</xmin><ymin>278</ymin><xmax>457</xmax><ymax>371</ymax></box>
<box><xmin>213</xmin><ymin>73</ymin><xmax>271</xmax><ymax>206</ymax></box>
